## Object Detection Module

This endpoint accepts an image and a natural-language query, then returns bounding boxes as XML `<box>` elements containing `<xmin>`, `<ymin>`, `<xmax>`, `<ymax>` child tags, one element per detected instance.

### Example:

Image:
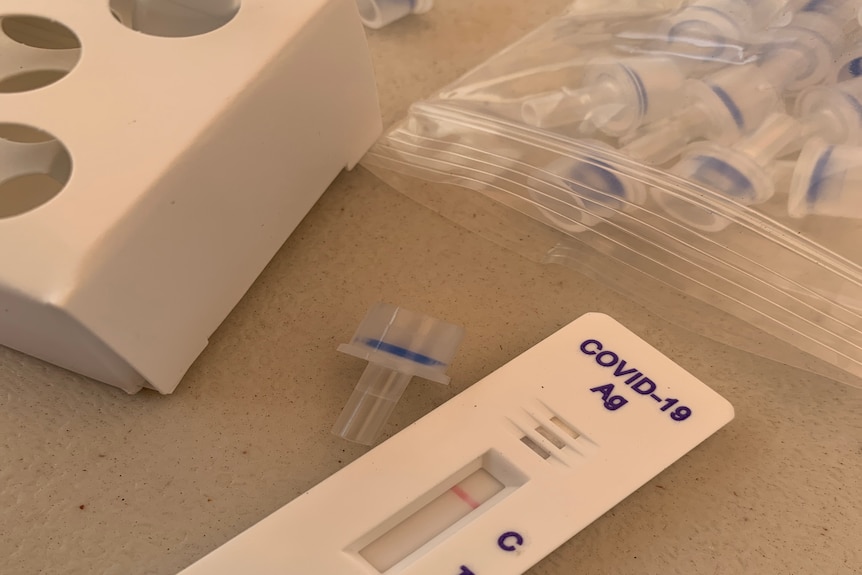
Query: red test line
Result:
<box><xmin>450</xmin><ymin>484</ymin><xmax>481</xmax><ymax>509</ymax></box>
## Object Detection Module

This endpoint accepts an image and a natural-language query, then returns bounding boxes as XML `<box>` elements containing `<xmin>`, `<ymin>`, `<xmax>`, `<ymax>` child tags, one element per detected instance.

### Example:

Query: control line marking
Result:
<box><xmin>450</xmin><ymin>485</ymin><xmax>481</xmax><ymax>509</ymax></box>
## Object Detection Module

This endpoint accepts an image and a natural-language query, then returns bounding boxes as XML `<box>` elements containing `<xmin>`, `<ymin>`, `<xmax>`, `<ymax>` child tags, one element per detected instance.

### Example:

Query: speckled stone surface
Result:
<box><xmin>1</xmin><ymin>2</ymin><xmax>860</xmax><ymax>574</ymax></box>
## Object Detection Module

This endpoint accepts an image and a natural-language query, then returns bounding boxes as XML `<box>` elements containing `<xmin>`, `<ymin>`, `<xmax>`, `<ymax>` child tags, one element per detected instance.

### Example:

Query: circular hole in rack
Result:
<box><xmin>0</xmin><ymin>16</ymin><xmax>81</xmax><ymax>92</ymax></box>
<box><xmin>109</xmin><ymin>0</ymin><xmax>241</xmax><ymax>38</ymax></box>
<box><xmin>0</xmin><ymin>124</ymin><xmax>72</xmax><ymax>219</ymax></box>
<box><xmin>2</xmin><ymin>16</ymin><xmax>81</xmax><ymax>49</ymax></box>
<box><xmin>0</xmin><ymin>70</ymin><xmax>69</xmax><ymax>93</ymax></box>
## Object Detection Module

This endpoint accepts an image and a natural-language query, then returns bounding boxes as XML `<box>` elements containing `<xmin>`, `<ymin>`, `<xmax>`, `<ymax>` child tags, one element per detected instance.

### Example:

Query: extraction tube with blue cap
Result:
<box><xmin>526</xmin><ymin>142</ymin><xmax>648</xmax><ymax>233</ymax></box>
<box><xmin>663</xmin><ymin>0</ymin><xmax>766</xmax><ymax>54</ymax></box>
<box><xmin>333</xmin><ymin>302</ymin><xmax>464</xmax><ymax>445</ymax></box>
<box><xmin>653</xmin><ymin>112</ymin><xmax>801</xmax><ymax>231</ymax></box>
<box><xmin>621</xmin><ymin>63</ymin><xmax>782</xmax><ymax>165</ymax></box>
<box><xmin>791</xmin><ymin>77</ymin><xmax>862</xmax><ymax>147</ymax></box>
<box><xmin>617</xmin><ymin>0</ymin><xmax>790</xmax><ymax>67</ymax></box>
<box><xmin>757</xmin><ymin>10</ymin><xmax>847</xmax><ymax>94</ymax></box>
<box><xmin>622</xmin><ymin>7</ymin><xmax>847</xmax><ymax>166</ymax></box>
<box><xmin>671</xmin><ymin>0</ymin><xmax>792</xmax><ymax>39</ymax></box>
<box><xmin>788</xmin><ymin>139</ymin><xmax>862</xmax><ymax>219</ymax></box>
<box><xmin>519</xmin><ymin>56</ymin><xmax>685</xmax><ymax>135</ymax></box>
<box><xmin>705</xmin><ymin>76</ymin><xmax>862</xmax><ymax>206</ymax></box>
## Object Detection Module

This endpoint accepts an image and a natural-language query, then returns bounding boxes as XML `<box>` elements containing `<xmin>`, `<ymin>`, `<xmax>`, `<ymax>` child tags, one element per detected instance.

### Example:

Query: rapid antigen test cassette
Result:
<box><xmin>180</xmin><ymin>313</ymin><xmax>734</xmax><ymax>574</ymax></box>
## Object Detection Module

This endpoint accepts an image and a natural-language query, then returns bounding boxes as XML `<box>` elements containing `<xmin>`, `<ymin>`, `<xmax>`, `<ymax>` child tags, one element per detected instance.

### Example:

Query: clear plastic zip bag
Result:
<box><xmin>364</xmin><ymin>0</ymin><xmax>862</xmax><ymax>387</ymax></box>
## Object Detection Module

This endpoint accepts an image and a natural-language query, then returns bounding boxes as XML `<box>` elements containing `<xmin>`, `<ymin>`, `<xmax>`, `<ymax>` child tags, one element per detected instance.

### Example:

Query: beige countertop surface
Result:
<box><xmin>2</xmin><ymin>2</ymin><xmax>861</xmax><ymax>574</ymax></box>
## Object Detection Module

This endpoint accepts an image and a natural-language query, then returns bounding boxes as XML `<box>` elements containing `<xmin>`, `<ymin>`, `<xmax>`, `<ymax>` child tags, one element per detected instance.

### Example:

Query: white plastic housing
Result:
<box><xmin>0</xmin><ymin>0</ymin><xmax>381</xmax><ymax>393</ymax></box>
<box><xmin>180</xmin><ymin>313</ymin><xmax>734</xmax><ymax>575</ymax></box>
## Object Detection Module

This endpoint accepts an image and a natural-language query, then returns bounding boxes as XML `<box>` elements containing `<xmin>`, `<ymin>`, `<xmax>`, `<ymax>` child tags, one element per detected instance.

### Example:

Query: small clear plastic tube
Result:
<box><xmin>789</xmin><ymin>139</ymin><xmax>862</xmax><ymax>218</ymax></box>
<box><xmin>658</xmin><ymin>0</ymin><xmax>790</xmax><ymax>63</ymax></box>
<box><xmin>792</xmin><ymin>77</ymin><xmax>862</xmax><ymax>146</ymax></box>
<box><xmin>665</xmin><ymin>0</ymin><xmax>751</xmax><ymax>45</ymax></box>
<box><xmin>525</xmin><ymin>163</ymin><xmax>601</xmax><ymax>235</ymax></box>
<box><xmin>758</xmin><ymin>10</ymin><xmax>847</xmax><ymax>93</ymax></box>
<box><xmin>332</xmin><ymin>302</ymin><xmax>464</xmax><ymax>445</ymax></box>
<box><xmin>654</xmin><ymin>113</ymin><xmax>801</xmax><ymax>231</ymax></box>
<box><xmin>622</xmin><ymin>63</ymin><xmax>782</xmax><ymax>164</ymax></box>
<box><xmin>527</xmin><ymin>144</ymin><xmax>647</xmax><ymax>232</ymax></box>
<box><xmin>520</xmin><ymin>56</ymin><xmax>685</xmax><ymax>135</ymax></box>
<box><xmin>355</xmin><ymin>0</ymin><xmax>433</xmax><ymax>29</ymax></box>
<box><xmin>732</xmin><ymin>77</ymin><xmax>862</xmax><ymax>162</ymax></box>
